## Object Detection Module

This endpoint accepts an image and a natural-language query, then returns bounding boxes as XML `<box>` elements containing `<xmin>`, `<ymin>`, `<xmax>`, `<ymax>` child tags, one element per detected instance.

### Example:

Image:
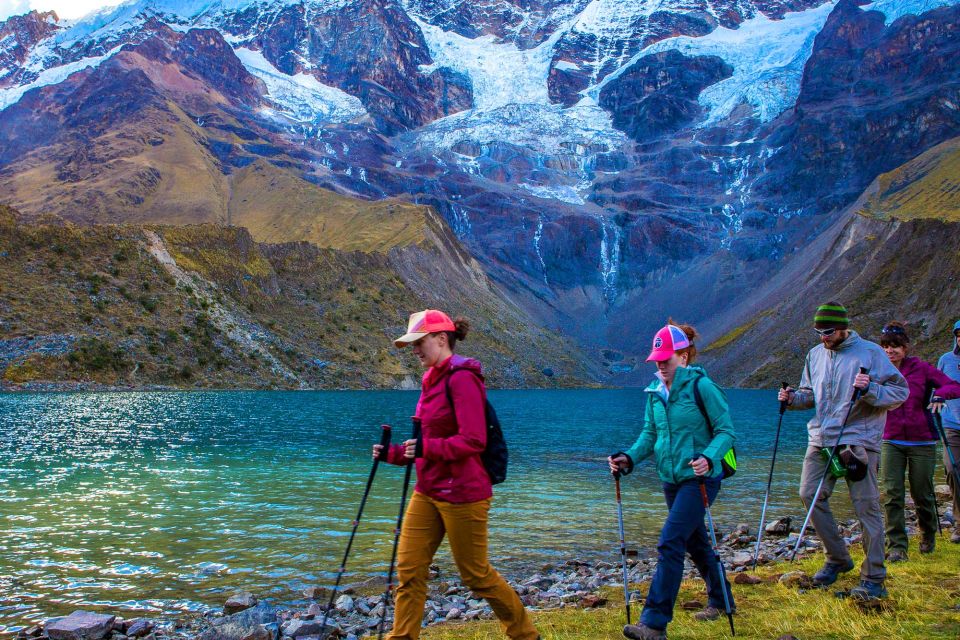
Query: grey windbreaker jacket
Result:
<box><xmin>788</xmin><ymin>331</ymin><xmax>909</xmax><ymax>451</ymax></box>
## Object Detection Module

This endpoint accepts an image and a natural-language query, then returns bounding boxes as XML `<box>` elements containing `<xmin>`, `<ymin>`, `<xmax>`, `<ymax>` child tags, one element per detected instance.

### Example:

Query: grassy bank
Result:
<box><xmin>421</xmin><ymin>540</ymin><xmax>960</xmax><ymax>639</ymax></box>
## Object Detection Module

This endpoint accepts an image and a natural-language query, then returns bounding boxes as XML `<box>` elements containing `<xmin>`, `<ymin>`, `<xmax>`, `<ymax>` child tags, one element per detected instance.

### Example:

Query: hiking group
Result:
<box><xmin>333</xmin><ymin>304</ymin><xmax>960</xmax><ymax>640</ymax></box>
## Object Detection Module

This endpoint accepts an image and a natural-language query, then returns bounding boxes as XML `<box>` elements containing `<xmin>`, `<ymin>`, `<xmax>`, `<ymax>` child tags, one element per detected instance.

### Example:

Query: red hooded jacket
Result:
<box><xmin>386</xmin><ymin>354</ymin><xmax>491</xmax><ymax>503</ymax></box>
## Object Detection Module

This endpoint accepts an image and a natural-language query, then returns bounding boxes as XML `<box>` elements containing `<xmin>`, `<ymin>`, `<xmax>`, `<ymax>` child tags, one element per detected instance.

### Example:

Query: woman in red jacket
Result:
<box><xmin>373</xmin><ymin>309</ymin><xmax>539</xmax><ymax>640</ymax></box>
<box><xmin>880</xmin><ymin>322</ymin><xmax>960</xmax><ymax>561</ymax></box>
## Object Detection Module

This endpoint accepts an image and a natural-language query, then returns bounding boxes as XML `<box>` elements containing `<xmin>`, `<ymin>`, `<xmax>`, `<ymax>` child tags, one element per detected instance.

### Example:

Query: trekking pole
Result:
<box><xmin>319</xmin><ymin>425</ymin><xmax>392</xmax><ymax>636</ymax></box>
<box><xmin>752</xmin><ymin>382</ymin><xmax>789</xmax><ymax>571</ymax></box>
<box><xmin>932</xmin><ymin>405</ymin><xmax>960</xmax><ymax>534</ymax></box>
<box><xmin>790</xmin><ymin>367</ymin><xmax>869</xmax><ymax>561</ymax></box>
<box><xmin>377</xmin><ymin>417</ymin><xmax>421</xmax><ymax>640</ymax></box>
<box><xmin>613</xmin><ymin>470</ymin><xmax>632</xmax><ymax>624</ymax></box>
<box><xmin>698</xmin><ymin>476</ymin><xmax>735</xmax><ymax>637</ymax></box>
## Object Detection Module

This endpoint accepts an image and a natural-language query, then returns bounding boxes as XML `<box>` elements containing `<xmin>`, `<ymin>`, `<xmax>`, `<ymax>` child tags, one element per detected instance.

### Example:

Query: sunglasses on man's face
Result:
<box><xmin>814</xmin><ymin>327</ymin><xmax>838</xmax><ymax>337</ymax></box>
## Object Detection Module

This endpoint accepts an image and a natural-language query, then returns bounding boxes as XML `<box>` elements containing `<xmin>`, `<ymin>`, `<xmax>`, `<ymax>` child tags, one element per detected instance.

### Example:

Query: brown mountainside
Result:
<box><xmin>703</xmin><ymin>139</ymin><xmax>960</xmax><ymax>387</ymax></box>
<box><xmin>0</xmin><ymin>205</ymin><xmax>593</xmax><ymax>389</ymax></box>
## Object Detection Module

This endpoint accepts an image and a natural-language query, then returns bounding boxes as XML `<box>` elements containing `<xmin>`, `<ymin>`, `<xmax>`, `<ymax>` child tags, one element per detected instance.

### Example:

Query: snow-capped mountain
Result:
<box><xmin>1</xmin><ymin>0</ymin><xmax>958</xmax><ymax>373</ymax></box>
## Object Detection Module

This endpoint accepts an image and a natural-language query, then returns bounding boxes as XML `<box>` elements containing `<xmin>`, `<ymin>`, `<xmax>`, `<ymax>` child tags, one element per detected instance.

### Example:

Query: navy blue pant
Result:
<box><xmin>640</xmin><ymin>477</ymin><xmax>733</xmax><ymax>630</ymax></box>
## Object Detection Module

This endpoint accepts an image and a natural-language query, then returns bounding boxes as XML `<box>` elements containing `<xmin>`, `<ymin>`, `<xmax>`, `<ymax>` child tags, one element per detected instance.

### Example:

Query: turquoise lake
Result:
<box><xmin>0</xmin><ymin>389</ymin><xmax>827</xmax><ymax>630</ymax></box>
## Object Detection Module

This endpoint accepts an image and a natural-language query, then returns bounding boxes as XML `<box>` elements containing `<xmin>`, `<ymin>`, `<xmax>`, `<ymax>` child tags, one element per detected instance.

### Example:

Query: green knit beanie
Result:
<box><xmin>814</xmin><ymin>302</ymin><xmax>849</xmax><ymax>329</ymax></box>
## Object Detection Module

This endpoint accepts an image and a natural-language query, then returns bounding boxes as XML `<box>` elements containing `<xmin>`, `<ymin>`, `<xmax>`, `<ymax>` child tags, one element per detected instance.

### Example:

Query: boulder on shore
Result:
<box><xmin>224</xmin><ymin>593</ymin><xmax>258</xmax><ymax>615</ymax></box>
<box><xmin>46</xmin><ymin>612</ymin><xmax>116</xmax><ymax>640</ymax></box>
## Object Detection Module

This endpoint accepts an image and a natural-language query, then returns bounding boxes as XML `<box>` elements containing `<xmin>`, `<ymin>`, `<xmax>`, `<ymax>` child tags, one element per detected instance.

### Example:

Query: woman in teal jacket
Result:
<box><xmin>609</xmin><ymin>323</ymin><xmax>736</xmax><ymax>640</ymax></box>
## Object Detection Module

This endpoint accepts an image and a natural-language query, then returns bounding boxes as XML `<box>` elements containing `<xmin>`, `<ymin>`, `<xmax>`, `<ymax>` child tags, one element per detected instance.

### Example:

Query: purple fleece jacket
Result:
<box><xmin>883</xmin><ymin>356</ymin><xmax>960</xmax><ymax>441</ymax></box>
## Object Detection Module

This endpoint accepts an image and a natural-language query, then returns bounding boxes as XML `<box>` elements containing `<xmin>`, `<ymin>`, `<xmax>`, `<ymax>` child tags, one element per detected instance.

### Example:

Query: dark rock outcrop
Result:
<box><xmin>0</xmin><ymin>10</ymin><xmax>60</xmax><ymax>87</ymax></box>
<box><xmin>599</xmin><ymin>50</ymin><xmax>733</xmax><ymax>142</ymax></box>
<box><xmin>754</xmin><ymin>0</ymin><xmax>960</xmax><ymax>217</ymax></box>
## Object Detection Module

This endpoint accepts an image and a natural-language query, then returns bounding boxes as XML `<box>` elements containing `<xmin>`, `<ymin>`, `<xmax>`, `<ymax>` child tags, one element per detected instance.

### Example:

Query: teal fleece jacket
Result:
<box><xmin>621</xmin><ymin>365</ymin><xmax>735</xmax><ymax>484</ymax></box>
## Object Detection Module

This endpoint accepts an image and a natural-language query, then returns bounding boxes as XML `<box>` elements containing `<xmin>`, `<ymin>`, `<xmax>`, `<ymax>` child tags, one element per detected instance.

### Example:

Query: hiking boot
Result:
<box><xmin>623</xmin><ymin>623</ymin><xmax>667</xmax><ymax>640</ymax></box>
<box><xmin>886</xmin><ymin>549</ymin><xmax>908</xmax><ymax>563</ymax></box>
<box><xmin>692</xmin><ymin>605</ymin><xmax>735</xmax><ymax>621</ymax></box>
<box><xmin>951</xmin><ymin>525</ymin><xmax>960</xmax><ymax>544</ymax></box>
<box><xmin>919</xmin><ymin>535</ymin><xmax>935</xmax><ymax>554</ymax></box>
<box><xmin>812</xmin><ymin>559</ymin><xmax>855</xmax><ymax>586</ymax></box>
<box><xmin>849</xmin><ymin>580</ymin><xmax>888</xmax><ymax>601</ymax></box>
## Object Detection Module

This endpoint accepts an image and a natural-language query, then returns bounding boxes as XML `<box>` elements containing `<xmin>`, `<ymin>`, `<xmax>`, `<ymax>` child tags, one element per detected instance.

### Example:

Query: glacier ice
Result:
<box><xmin>234</xmin><ymin>47</ymin><xmax>367</xmax><ymax>125</ymax></box>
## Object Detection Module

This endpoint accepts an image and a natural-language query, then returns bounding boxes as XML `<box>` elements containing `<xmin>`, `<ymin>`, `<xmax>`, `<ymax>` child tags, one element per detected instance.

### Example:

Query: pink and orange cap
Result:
<box><xmin>394</xmin><ymin>309</ymin><xmax>456</xmax><ymax>347</ymax></box>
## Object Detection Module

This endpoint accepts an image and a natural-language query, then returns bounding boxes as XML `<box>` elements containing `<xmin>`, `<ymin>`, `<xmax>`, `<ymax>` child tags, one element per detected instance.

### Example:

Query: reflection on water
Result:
<box><xmin>0</xmin><ymin>389</ymin><xmax>819</xmax><ymax>630</ymax></box>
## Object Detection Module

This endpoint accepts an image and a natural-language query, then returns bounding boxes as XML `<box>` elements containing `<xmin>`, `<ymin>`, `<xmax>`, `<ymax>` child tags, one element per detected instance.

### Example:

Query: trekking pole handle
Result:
<box><xmin>779</xmin><ymin>381</ymin><xmax>789</xmax><ymax>415</ymax></box>
<box><xmin>377</xmin><ymin>425</ymin><xmax>392</xmax><ymax>461</ymax></box>
<box><xmin>411</xmin><ymin>417</ymin><xmax>422</xmax><ymax>441</ymax></box>
<box><xmin>851</xmin><ymin>366</ymin><xmax>870</xmax><ymax>402</ymax></box>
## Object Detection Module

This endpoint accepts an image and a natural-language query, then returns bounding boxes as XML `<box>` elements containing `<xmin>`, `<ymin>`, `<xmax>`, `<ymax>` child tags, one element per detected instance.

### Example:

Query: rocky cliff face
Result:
<box><xmin>702</xmin><ymin>136</ymin><xmax>960</xmax><ymax>386</ymax></box>
<box><xmin>0</xmin><ymin>0</ymin><xmax>958</xmax><ymax>384</ymax></box>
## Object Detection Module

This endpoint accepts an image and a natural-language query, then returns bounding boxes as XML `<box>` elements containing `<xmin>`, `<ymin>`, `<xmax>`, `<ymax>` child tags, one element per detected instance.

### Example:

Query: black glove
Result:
<box><xmin>610</xmin><ymin>451</ymin><xmax>634</xmax><ymax>475</ymax></box>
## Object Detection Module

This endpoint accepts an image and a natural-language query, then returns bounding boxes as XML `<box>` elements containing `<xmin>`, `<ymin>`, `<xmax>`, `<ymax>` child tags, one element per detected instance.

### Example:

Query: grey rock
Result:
<box><xmin>765</xmin><ymin>517</ymin><xmax>793</xmax><ymax>536</ymax></box>
<box><xmin>281</xmin><ymin>619</ymin><xmax>325</xmax><ymax>638</ymax></box>
<box><xmin>224</xmin><ymin>593</ymin><xmax>258</xmax><ymax>615</ymax></box>
<box><xmin>334</xmin><ymin>595</ymin><xmax>354</xmax><ymax>614</ymax></box>
<box><xmin>125</xmin><ymin>621</ymin><xmax>154</xmax><ymax>639</ymax></box>
<box><xmin>47</xmin><ymin>612</ymin><xmax>116</xmax><ymax>640</ymax></box>
<box><xmin>200</xmin><ymin>603</ymin><xmax>277</xmax><ymax>640</ymax></box>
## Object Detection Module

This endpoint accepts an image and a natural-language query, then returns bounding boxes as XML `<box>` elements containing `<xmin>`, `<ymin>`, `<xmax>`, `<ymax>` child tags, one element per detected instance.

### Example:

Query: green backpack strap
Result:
<box><xmin>692</xmin><ymin>375</ymin><xmax>737</xmax><ymax>478</ymax></box>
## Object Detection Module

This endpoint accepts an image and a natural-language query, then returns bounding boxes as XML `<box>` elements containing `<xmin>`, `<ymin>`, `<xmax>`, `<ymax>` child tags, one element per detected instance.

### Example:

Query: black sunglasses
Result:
<box><xmin>814</xmin><ymin>327</ymin><xmax>839</xmax><ymax>337</ymax></box>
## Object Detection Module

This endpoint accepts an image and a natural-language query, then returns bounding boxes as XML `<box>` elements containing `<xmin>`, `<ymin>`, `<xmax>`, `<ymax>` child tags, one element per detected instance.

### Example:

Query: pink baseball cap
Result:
<box><xmin>394</xmin><ymin>309</ymin><xmax>456</xmax><ymax>347</ymax></box>
<box><xmin>646</xmin><ymin>324</ymin><xmax>691</xmax><ymax>362</ymax></box>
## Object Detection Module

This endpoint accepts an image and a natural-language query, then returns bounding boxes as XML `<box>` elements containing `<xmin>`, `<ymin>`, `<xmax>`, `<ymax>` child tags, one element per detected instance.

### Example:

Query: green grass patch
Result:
<box><xmin>421</xmin><ymin>541</ymin><xmax>960</xmax><ymax>639</ymax></box>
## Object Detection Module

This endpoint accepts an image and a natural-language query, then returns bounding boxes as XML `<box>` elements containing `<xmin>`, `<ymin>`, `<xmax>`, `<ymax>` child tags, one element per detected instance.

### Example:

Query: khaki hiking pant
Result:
<box><xmin>799</xmin><ymin>445</ymin><xmax>886</xmax><ymax>583</ymax></box>
<box><xmin>386</xmin><ymin>491</ymin><xmax>539</xmax><ymax>640</ymax></box>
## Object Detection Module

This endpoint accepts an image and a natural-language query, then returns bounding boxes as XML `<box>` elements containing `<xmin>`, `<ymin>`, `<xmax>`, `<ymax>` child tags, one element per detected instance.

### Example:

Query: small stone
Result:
<box><xmin>580</xmin><ymin>594</ymin><xmax>607</xmax><ymax>608</ymax></box>
<box><xmin>302</xmin><ymin>587</ymin><xmax>329</xmax><ymax>600</ymax></box>
<box><xmin>734</xmin><ymin>573</ymin><xmax>763</xmax><ymax>585</ymax></box>
<box><xmin>680</xmin><ymin>600</ymin><xmax>704</xmax><ymax>611</ymax></box>
<box><xmin>936</xmin><ymin>485</ymin><xmax>952</xmax><ymax>500</ymax></box>
<box><xmin>126</xmin><ymin>620</ymin><xmax>154</xmax><ymax>639</ymax></box>
<box><xmin>731</xmin><ymin>552</ymin><xmax>753</xmax><ymax>567</ymax></box>
<box><xmin>766</xmin><ymin>517</ymin><xmax>793</xmax><ymax>536</ymax></box>
<box><xmin>282</xmin><ymin>619</ymin><xmax>324</xmax><ymax>638</ymax></box>
<box><xmin>779</xmin><ymin>571</ymin><xmax>813</xmax><ymax>588</ymax></box>
<box><xmin>239</xmin><ymin>626</ymin><xmax>271</xmax><ymax>640</ymax></box>
<box><xmin>335</xmin><ymin>595</ymin><xmax>354</xmax><ymax>614</ymax></box>
<box><xmin>306</xmin><ymin>604</ymin><xmax>323</xmax><ymax>618</ymax></box>
<box><xmin>776</xmin><ymin>635</ymin><xmax>800</xmax><ymax>640</ymax></box>
<box><xmin>445</xmin><ymin>608</ymin><xmax>461</xmax><ymax>620</ymax></box>
<box><xmin>47</xmin><ymin>612</ymin><xmax>116</xmax><ymax>640</ymax></box>
<box><xmin>225</xmin><ymin>593</ymin><xmax>258</xmax><ymax>615</ymax></box>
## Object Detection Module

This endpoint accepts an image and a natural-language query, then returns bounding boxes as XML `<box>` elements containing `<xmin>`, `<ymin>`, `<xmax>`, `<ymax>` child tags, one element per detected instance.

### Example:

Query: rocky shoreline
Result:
<box><xmin>21</xmin><ymin>496</ymin><xmax>956</xmax><ymax>640</ymax></box>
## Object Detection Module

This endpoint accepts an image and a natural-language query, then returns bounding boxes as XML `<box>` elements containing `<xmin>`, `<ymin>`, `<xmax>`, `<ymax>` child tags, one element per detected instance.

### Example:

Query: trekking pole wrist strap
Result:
<box><xmin>611</xmin><ymin>452</ymin><xmax>634</xmax><ymax>475</ymax></box>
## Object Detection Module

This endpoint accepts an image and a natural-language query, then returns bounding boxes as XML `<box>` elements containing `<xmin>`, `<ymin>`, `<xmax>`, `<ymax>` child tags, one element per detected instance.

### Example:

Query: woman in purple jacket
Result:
<box><xmin>880</xmin><ymin>322</ymin><xmax>960</xmax><ymax>561</ymax></box>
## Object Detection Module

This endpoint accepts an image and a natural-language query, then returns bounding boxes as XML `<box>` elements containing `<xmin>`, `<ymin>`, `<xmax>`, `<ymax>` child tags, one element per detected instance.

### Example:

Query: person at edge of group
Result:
<box><xmin>372</xmin><ymin>309</ymin><xmax>540</xmax><ymax>640</ymax></box>
<box><xmin>937</xmin><ymin>319</ymin><xmax>960</xmax><ymax>544</ymax></box>
<box><xmin>609</xmin><ymin>322</ymin><xmax>735</xmax><ymax>640</ymax></box>
<box><xmin>778</xmin><ymin>303</ymin><xmax>908</xmax><ymax>601</ymax></box>
<box><xmin>878</xmin><ymin>321</ymin><xmax>960</xmax><ymax>562</ymax></box>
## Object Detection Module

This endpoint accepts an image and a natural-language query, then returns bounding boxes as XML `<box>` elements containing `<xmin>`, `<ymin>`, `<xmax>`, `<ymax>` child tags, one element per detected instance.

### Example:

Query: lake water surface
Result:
<box><xmin>0</xmin><ymin>389</ymin><xmax>824</xmax><ymax>630</ymax></box>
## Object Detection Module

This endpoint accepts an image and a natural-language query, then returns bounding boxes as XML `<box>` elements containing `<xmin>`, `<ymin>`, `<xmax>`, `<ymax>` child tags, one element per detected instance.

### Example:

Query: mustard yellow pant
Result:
<box><xmin>386</xmin><ymin>491</ymin><xmax>539</xmax><ymax>640</ymax></box>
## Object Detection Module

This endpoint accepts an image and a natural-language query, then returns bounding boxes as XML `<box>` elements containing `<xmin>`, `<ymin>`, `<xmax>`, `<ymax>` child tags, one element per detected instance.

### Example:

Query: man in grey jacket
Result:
<box><xmin>779</xmin><ymin>302</ymin><xmax>908</xmax><ymax>601</ymax></box>
<box><xmin>937</xmin><ymin>319</ymin><xmax>960</xmax><ymax>543</ymax></box>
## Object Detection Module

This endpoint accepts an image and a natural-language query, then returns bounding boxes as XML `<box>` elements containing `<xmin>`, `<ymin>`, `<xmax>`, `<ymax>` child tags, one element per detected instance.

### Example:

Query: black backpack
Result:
<box><xmin>444</xmin><ymin>368</ymin><xmax>508</xmax><ymax>485</ymax></box>
<box><xmin>691</xmin><ymin>375</ymin><xmax>738</xmax><ymax>479</ymax></box>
